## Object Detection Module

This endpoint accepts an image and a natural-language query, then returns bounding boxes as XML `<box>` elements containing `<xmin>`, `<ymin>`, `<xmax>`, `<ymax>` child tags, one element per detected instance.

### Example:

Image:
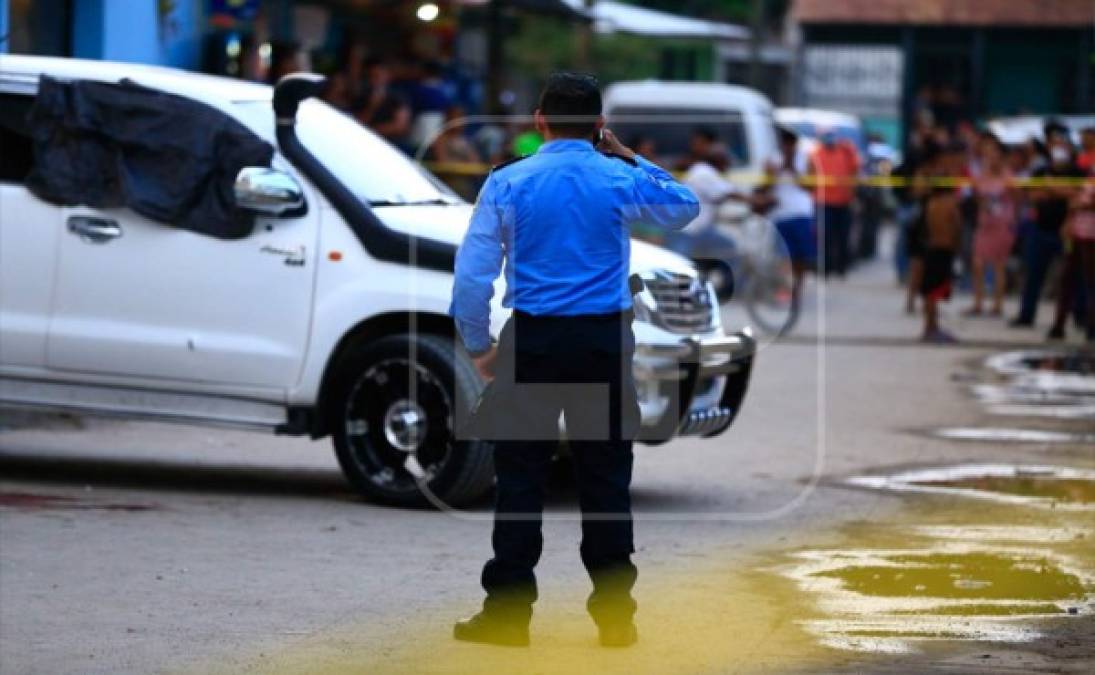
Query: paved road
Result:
<box><xmin>2</xmin><ymin>249</ymin><xmax>1092</xmax><ymax>674</ymax></box>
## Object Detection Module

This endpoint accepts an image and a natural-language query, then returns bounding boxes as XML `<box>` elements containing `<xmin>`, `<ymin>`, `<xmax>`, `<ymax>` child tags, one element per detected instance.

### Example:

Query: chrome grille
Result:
<box><xmin>645</xmin><ymin>272</ymin><xmax>714</xmax><ymax>334</ymax></box>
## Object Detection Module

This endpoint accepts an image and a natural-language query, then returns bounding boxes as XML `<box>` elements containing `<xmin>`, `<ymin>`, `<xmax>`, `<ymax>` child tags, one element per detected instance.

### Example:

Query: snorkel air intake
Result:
<box><xmin>272</xmin><ymin>73</ymin><xmax>456</xmax><ymax>272</ymax></box>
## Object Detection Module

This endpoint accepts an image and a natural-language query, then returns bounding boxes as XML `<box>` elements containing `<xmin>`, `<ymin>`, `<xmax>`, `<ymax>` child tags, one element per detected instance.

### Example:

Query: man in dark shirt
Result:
<box><xmin>1012</xmin><ymin>123</ymin><xmax>1084</xmax><ymax>327</ymax></box>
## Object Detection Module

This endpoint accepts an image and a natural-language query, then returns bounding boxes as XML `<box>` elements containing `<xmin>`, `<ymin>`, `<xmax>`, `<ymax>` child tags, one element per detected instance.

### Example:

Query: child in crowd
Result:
<box><xmin>916</xmin><ymin>145</ymin><xmax>963</xmax><ymax>343</ymax></box>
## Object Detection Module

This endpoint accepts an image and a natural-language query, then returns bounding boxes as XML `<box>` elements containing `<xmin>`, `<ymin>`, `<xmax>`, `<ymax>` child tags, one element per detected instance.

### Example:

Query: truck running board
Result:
<box><xmin>0</xmin><ymin>378</ymin><xmax>287</xmax><ymax>431</ymax></box>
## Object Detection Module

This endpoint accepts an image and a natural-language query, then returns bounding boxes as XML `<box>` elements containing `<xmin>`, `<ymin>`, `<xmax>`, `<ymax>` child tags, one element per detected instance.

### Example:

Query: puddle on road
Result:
<box><xmin>779</xmin><ymin>519</ymin><xmax>1095</xmax><ymax>655</ymax></box>
<box><xmin>919</xmin><ymin>475</ymin><xmax>1095</xmax><ymax>505</ymax></box>
<box><xmin>909</xmin><ymin>524</ymin><xmax>1089</xmax><ymax>544</ymax></box>
<box><xmin>846</xmin><ymin>464</ymin><xmax>1095</xmax><ymax>511</ymax></box>
<box><xmin>814</xmin><ymin>550</ymin><xmax>1085</xmax><ymax>602</ymax></box>
<box><xmin>987</xmin><ymin>350</ymin><xmax>1095</xmax><ymax>377</ymax></box>
<box><xmin>931</xmin><ymin>427</ymin><xmax>1095</xmax><ymax>444</ymax></box>
<box><xmin>973</xmin><ymin>349</ymin><xmax>1095</xmax><ymax>420</ymax></box>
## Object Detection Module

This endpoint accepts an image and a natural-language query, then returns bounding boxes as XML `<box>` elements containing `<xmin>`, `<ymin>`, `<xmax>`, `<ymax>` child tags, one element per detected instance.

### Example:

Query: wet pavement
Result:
<box><xmin>216</xmin><ymin>265</ymin><xmax>1095</xmax><ymax>673</ymax></box>
<box><xmin>2</xmin><ymin>252</ymin><xmax>1093</xmax><ymax>674</ymax></box>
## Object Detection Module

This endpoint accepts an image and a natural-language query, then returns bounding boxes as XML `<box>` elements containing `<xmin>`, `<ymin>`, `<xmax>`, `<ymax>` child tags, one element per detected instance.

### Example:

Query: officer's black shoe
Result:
<box><xmin>453</xmin><ymin>612</ymin><xmax>530</xmax><ymax>647</ymax></box>
<box><xmin>598</xmin><ymin>622</ymin><xmax>638</xmax><ymax>648</ymax></box>
<box><xmin>1008</xmin><ymin>317</ymin><xmax>1034</xmax><ymax>329</ymax></box>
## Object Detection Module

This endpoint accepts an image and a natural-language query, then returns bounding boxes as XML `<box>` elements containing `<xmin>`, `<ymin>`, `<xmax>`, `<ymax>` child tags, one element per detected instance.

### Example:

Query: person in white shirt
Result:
<box><xmin>756</xmin><ymin>126</ymin><xmax>817</xmax><ymax>307</ymax></box>
<box><xmin>667</xmin><ymin>128</ymin><xmax>759</xmax><ymax>260</ymax></box>
<box><xmin>682</xmin><ymin>153</ymin><xmax>744</xmax><ymax>233</ymax></box>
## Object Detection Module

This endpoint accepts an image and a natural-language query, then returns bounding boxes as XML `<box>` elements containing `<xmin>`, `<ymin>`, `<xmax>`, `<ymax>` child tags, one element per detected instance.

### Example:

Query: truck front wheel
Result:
<box><xmin>326</xmin><ymin>333</ymin><xmax>494</xmax><ymax>507</ymax></box>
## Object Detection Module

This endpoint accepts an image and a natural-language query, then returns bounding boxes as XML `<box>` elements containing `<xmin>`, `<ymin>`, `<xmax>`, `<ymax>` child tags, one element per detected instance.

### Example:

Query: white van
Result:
<box><xmin>0</xmin><ymin>57</ymin><xmax>756</xmax><ymax>507</ymax></box>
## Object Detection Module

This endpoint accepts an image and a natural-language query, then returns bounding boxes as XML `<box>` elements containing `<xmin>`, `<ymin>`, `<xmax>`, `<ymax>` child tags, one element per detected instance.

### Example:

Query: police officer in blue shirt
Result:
<box><xmin>450</xmin><ymin>72</ymin><xmax>699</xmax><ymax>648</ymax></box>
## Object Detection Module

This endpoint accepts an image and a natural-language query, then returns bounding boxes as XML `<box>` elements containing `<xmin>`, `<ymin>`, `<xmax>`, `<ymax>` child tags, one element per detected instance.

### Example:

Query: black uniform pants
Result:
<box><xmin>479</xmin><ymin>310</ymin><xmax>641</xmax><ymax>627</ymax></box>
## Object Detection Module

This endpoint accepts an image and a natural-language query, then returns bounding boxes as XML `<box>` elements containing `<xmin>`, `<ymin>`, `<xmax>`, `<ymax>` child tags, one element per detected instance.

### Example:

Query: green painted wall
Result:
<box><xmin>983</xmin><ymin>39</ymin><xmax>1073</xmax><ymax>115</ymax></box>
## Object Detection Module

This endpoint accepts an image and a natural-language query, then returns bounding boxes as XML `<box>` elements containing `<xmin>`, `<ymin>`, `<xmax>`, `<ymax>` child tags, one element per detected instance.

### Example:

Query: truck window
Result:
<box><xmin>0</xmin><ymin>94</ymin><xmax>35</xmax><ymax>184</ymax></box>
<box><xmin>608</xmin><ymin>107</ymin><xmax>749</xmax><ymax>169</ymax></box>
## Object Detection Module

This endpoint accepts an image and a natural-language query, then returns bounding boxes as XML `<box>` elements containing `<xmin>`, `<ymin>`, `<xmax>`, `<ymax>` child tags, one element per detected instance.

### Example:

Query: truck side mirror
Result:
<box><xmin>234</xmin><ymin>167</ymin><xmax>306</xmax><ymax>217</ymax></box>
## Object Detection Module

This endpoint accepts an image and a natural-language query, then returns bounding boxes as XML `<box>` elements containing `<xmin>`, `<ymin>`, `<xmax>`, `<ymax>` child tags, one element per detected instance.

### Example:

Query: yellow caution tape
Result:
<box><xmin>422</xmin><ymin>161</ymin><xmax>1092</xmax><ymax>189</ymax></box>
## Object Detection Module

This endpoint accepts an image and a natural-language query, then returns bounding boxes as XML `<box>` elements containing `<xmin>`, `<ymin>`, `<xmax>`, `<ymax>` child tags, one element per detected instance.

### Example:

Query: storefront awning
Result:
<box><xmin>562</xmin><ymin>1</ymin><xmax>749</xmax><ymax>40</ymax></box>
<box><xmin>457</xmin><ymin>0</ymin><xmax>591</xmax><ymax>21</ymax></box>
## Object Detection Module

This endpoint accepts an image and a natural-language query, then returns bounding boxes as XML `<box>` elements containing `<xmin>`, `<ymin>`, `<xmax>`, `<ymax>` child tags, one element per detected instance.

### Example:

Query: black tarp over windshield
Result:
<box><xmin>26</xmin><ymin>75</ymin><xmax>274</xmax><ymax>239</ymax></box>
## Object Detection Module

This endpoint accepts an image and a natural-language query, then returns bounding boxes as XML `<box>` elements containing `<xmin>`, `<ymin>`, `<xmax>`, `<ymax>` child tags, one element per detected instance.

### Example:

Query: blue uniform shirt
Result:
<box><xmin>450</xmin><ymin>139</ymin><xmax>700</xmax><ymax>354</ymax></box>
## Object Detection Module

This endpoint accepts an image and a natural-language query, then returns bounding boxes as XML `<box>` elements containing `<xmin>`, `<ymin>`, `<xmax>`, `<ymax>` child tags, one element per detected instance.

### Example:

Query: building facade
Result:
<box><xmin>790</xmin><ymin>0</ymin><xmax>1094</xmax><ymax>146</ymax></box>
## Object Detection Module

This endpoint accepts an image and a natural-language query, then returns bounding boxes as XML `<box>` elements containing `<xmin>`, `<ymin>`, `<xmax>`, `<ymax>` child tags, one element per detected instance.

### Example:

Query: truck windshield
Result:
<box><xmin>238</xmin><ymin>99</ymin><xmax>459</xmax><ymax>207</ymax></box>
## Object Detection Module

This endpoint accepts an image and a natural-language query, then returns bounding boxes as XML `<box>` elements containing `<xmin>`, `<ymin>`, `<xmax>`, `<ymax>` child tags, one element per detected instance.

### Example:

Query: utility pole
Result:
<box><xmin>576</xmin><ymin>0</ymin><xmax>593</xmax><ymax>70</ymax></box>
<box><xmin>747</xmin><ymin>0</ymin><xmax>766</xmax><ymax>90</ymax></box>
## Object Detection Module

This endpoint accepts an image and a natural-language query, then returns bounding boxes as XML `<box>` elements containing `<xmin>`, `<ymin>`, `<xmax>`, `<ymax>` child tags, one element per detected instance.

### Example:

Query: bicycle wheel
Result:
<box><xmin>744</xmin><ymin>265</ymin><xmax>800</xmax><ymax>336</ymax></box>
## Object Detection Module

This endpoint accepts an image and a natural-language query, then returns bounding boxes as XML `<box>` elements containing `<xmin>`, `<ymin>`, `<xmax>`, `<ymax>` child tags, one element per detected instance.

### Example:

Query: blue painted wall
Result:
<box><xmin>73</xmin><ymin>0</ymin><xmax>202</xmax><ymax>68</ymax></box>
<box><xmin>72</xmin><ymin>0</ymin><xmax>107</xmax><ymax>59</ymax></box>
<box><xmin>0</xmin><ymin>0</ymin><xmax>9</xmax><ymax>54</ymax></box>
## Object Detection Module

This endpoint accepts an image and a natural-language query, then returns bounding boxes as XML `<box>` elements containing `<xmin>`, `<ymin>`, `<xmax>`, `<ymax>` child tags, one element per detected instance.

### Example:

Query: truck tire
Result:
<box><xmin>326</xmin><ymin>333</ymin><xmax>494</xmax><ymax>507</ymax></box>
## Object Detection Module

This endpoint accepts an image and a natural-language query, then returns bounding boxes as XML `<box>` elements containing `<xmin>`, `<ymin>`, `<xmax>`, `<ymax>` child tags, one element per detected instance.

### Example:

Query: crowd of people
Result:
<box><xmin>896</xmin><ymin>117</ymin><xmax>1095</xmax><ymax>343</ymax></box>
<box><xmin>624</xmin><ymin>114</ymin><xmax>1094</xmax><ymax>346</ymax></box>
<box><xmin>259</xmin><ymin>39</ymin><xmax>544</xmax><ymax>177</ymax></box>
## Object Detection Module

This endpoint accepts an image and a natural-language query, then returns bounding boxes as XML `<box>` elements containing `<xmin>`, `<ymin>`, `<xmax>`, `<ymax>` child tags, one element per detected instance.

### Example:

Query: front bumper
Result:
<box><xmin>633</xmin><ymin>330</ymin><xmax>756</xmax><ymax>443</ymax></box>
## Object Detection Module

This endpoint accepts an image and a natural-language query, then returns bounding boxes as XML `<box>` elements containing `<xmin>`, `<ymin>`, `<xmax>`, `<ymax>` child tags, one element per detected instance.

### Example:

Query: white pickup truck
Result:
<box><xmin>0</xmin><ymin>56</ymin><xmax>755</xmax><ymax>506</ymax></box>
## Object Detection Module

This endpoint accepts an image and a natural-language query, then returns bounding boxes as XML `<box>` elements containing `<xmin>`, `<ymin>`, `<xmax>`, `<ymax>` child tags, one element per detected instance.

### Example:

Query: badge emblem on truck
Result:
<box><xmin>260</xmin><ymin>244</ymin><xmax>306</xmax><ymax>267</ymax></box>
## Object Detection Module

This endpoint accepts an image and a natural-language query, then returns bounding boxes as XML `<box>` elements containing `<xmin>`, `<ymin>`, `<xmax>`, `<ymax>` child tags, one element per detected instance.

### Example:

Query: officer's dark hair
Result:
<box><xmin>537</xmin><ymin>71</ymin><xmax>602</xmax><ymax>139</ymax></box>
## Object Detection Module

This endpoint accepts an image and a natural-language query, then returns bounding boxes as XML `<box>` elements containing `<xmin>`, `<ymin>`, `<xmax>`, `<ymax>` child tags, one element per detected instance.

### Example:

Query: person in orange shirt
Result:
<box><xmin>808</xmin><ymin>130</ymin><xmax>860</xmax><ymax>277</ymax></box>
<box><xmin>1077</xmin><ymin>127</ymin><xmax>1095</xmax><ymax>172</ymax></box>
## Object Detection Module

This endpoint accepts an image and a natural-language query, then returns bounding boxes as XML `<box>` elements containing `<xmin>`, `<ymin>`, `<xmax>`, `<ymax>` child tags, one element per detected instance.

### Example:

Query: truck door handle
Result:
<box><xmin>68</xmin><ymin>216</ymin><xmax>122</xmax><ymax>244</ymax></box>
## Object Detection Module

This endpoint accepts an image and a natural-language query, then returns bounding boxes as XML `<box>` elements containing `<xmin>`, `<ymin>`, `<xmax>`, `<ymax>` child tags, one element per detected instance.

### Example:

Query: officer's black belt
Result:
<box><xmin>513</xmin><ymin>309</ymin><xmax>634</xmax><ymax>323</ymax></box>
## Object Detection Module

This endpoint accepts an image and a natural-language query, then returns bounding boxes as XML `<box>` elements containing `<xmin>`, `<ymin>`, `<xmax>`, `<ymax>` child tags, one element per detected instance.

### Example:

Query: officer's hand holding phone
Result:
<box><xmin>472</xmin><ymin>346</ymin><xmax>498</xmax><ymax>383</ymax></box>
<box><xmin>597</xmin><ymin>129</ymin><xmax>637</xmax><ymax>161</ymax></box>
